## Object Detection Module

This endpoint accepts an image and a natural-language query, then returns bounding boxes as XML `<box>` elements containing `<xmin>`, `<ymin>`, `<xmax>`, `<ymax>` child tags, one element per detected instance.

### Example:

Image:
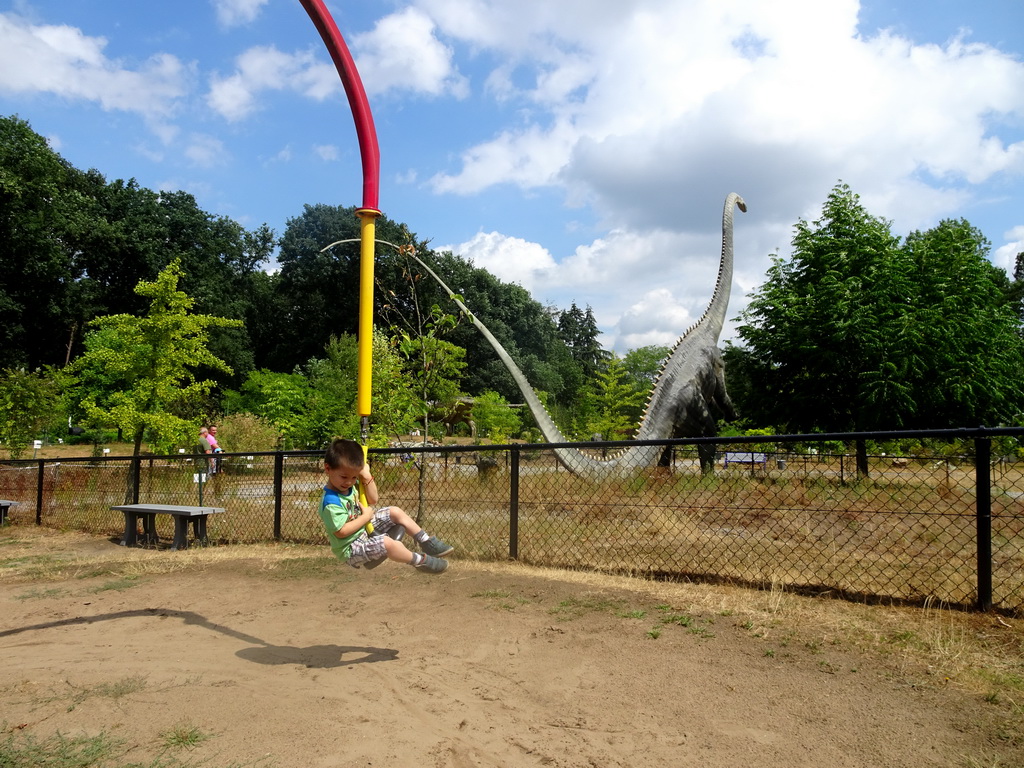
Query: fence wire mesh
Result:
<box><xmin>2</xmin><ymin>429</ymin><xmax>1022</xmax><ymax>614</ymax></box>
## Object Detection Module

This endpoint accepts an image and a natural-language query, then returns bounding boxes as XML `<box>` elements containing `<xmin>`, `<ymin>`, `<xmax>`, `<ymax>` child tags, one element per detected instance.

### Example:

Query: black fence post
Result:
<box><xmin>35</xmin><ymin>459</ymin><xmax>44</xmax><ymax>525</ymax></box>
<box><xmin>131</xmin><ymin>456</ymin><xmax>141</xmax><ymax>504</ymax></box>
<box><xmin>975</xmin><ymin>438</ymin><xmax>993</xmax><ymax>612</ymax></box>
<box><xmin>273</xmin><ymin>452</ymin><xmax>284</xmax><ymax>541</ymax></box>
<box><xmin>509</xmin><ymin>446</ymin><xmax>520</xmax><ymax>560</ymax></box>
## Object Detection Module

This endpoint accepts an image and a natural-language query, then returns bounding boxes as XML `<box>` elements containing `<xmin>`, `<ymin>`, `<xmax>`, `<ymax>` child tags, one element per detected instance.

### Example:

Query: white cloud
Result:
<box><xmin>445</xmin><ymin>231</ymin><xmax>556</xmax><ymax>292</ymax></box>
<box><xmin>184</xmin><ymin>133</ymin><xmax>228</xmax><ymax>167</ymax></box>
<box><xmin>352</xmin><ymin>7</ymin><xmax>468</xmax><ymax>98</ymax></box>
<box><xmin>0</xmin><ymin>12</ymin><xmax>187</xmax><ymax>118</ymax></box>
<box><xmin>445</xmin><ymin>224</ymin><xmax>739</xmax><ymax>353</ymax></box>
<box><xmin>270</xmin><ymin>145</ymin><xmax>293</xmax><ymax>164</ymax></box>
<box><xmin>994</xmin><ymin>225</ymin><xmax>1024</xmax><ymax>273</ymax></box>
<box><xmin>430</xmin><ymin>120</ymin><xmax>578</xmax><ymax>194</ymax></box>
<box><xmin>615</xmin><ymin>289</ymin><xmax>698</xmax><ymax>351</ymax></box>
<box><xmin>212</xmin><ymin>0</ymin><xmax>270</xmax><ymax>28</ymax></box>
<box><xmin>313</xmin><ymin>143</ymin><xmax>339</xmax><ymax>161</ymax></box>
<box><xmin>205</xmin><ymin>7</ymin><xmax>468</xmax><ymax>121</ymax></box>
<box><xmin>409</xmin><ymin>0</ymin><xmax>1024</xmax><ymax>350</ymax></box>
<box><xmin>206</xmin><ymin>45</ymin><xmax>335</xmax><ymax>121</ymax></box>
<box><xmin>423</xmin><ymin>1</ymin><xmax>1024</xmax><ymax>232</ymax></box>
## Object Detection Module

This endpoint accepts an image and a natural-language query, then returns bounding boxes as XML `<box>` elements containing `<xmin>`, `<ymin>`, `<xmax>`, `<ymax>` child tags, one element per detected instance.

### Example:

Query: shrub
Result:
<box><xmin>215</xmin><ymin>413</ymin><xmax>280</xmax><ymax>452</ymax></box>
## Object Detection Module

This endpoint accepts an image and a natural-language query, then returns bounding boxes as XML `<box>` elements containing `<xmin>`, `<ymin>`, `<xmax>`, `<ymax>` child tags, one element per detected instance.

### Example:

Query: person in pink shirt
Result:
<box><xmin>208</xmin><ymin>425</ymin><xmax>224</xmax><ymax>473</ymax></box>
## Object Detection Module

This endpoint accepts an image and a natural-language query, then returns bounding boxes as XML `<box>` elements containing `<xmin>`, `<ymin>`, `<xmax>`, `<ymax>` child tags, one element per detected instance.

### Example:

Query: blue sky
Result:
<box><xmin>2</xmin><ymin>0</ymin><xmax>1022</xmax><ymax>353</ymax></box>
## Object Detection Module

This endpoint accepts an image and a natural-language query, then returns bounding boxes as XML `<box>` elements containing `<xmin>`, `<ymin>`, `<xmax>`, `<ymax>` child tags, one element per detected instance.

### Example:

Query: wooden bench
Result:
<box><xmin>722</xmin><ymin>451</ymin><xmax>768</xmax><ymax>468</ymax></box>
<box><xmin>0</xmin><ymin>499</ymin><xmax>18</xmax><ymax>525</ymax></box>
<box><xmin>113</xmin><ymin>504</ymin><xmax>225</xmax><ymax>550</ymax></box>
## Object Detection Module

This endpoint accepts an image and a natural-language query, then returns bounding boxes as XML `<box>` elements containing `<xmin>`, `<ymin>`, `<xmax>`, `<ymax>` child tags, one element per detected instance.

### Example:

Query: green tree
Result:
<box><xmin>0</xmin><ymin>367</ymin><xmax>61</xmax><ymax>459</ymax></box>
<box><xmin>303</xmin><ymin>331</ymin><xmax>416</xmax><ymax>447</ymax></box>
<box><xmin>274</xmin><ymin>206</ymin><xmax>587</xmax><ymax>421</ymax></box>
<box><xmin>216</xmin><ymin>412</ymin><xmax>281</xmax><ymax>452</ymax></box>
<box><xmin>472</xmin><ymin>390</ymin><xmax>523</xmax><ymax>442</ymax></box>
<box><xmin>0</xmin><ymin>115</ymin><xmax>83</xmax><ymax>368</ymax></box>
<box><xmin>412</xmin><ymin>248</ymin><xmax>585</xmax><ymax>410</ymax></box>
<box><xmin>720</xmin><ymin>342</ymin><xmax>763</xmax><ymax>427</ymax></box>
<box><xmin>737</xmin><ymin>183</ymin><xmax>1024</xmax><ymax>432</ymax></box>
<box><xmin>900</xmin><ymin>219</ymin><xmax>1024</xmax><ymax>426</ymax></box>
<box><xmin>1</xmin><ymin>116</ymin><xmax>272</xmax><ymax>373</ymax></box>
<box><xmin>224</xmin><ymin>330</ymin><xmax>414</xmax><ymax>449</ymax></box>
<box><xmin>1010</xmin><ymin>251</ymin><xmax>1024</xmax><ymax>324</ymax></box>
<box><xmin>70</xmin><ymin>260</ymin><xmax>242</xmax><ymax>455</ymax></box>
<box><xmin>558</xmin><ymin>302</ymin><xmax>605</xmax><ymax>379</ymax></box>
<box><xmin>619</xmin><ymin>345</ymin><xmax>668</xmax><ymax>424</ymax></box>
<box><xmin>393</xmin><ymin>308</ymin><xmax>467</xmax><ymax>440</ymax></box>
<box><xmin>272</xmin><ymin>204</ymin><xmax>414</xmax><ymax>370</ymax></box>
<box><xmin>221</xmin><ymin>369</ymin><xmax>312</xmax><ymax>449</ymax></box>
<box><xmin>583</xmin><ymin>356</ymin><xmax>647</xmax><ymax>440</ymax></box>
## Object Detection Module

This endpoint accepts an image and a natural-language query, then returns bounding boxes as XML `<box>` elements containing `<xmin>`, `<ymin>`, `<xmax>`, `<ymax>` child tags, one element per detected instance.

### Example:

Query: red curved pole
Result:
<box><xmin>298</xmin><ymin>0</ymin><xmax>380</xmax><ymax>212</ymax></box>
<box><xmin>299</xmin><ymin>0</ymin><xmax>381</xmax><ymax>446</ymax></box>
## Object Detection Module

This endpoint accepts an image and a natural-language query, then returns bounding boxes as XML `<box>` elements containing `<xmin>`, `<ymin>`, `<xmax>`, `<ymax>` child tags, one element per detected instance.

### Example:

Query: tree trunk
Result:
<box><xmin>855</xmin><ymin>439</ymin><xmax>870</xmax><ymax>479</ymax></box>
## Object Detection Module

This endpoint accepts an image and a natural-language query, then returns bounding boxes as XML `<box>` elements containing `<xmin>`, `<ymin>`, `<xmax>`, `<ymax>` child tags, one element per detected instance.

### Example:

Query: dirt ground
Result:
<box><xmin>1</xmin><ymin>528</ymin><xmax>1020</xmax><ymax>768</ymax></box>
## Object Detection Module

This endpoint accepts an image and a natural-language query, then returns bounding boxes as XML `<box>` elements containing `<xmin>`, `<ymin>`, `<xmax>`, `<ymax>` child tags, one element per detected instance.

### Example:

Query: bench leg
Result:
<box><xmin>141</xmin><ymin>513</ymin><xmax>159</xmax><ymax>545</ymax></box>
<box><xmin>171</xmin><ymin>517</ymin><xmax>189</xmax><ymax>550</ymax></box>
<box><xmin>121</xmin><ymin>512</ymin><xmax>160</xmax><ymax>547</ymax></box>
<box><xmin>120</xmin><ymin>512</ymin><xmax>137</xmax><ymax>546</ymax></box>
<box><xmin>191</xmin><ymin>515</ymin><xmax>209</xmax><ymax>546</ymax></box>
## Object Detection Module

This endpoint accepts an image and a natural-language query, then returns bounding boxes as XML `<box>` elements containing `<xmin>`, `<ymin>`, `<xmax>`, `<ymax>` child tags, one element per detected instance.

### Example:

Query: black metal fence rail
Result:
<box><xmin>2</xmin><ymin>427</ymin><xmax>1022</xmax><ymax>614</ymax></box>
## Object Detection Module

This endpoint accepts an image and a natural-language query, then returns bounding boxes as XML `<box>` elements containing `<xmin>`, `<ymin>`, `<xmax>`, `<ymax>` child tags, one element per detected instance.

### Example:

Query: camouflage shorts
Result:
<box><xmin>346</xmin><ymin>508</ymin><xmax>397</xmax><ymax>567</ymax></box>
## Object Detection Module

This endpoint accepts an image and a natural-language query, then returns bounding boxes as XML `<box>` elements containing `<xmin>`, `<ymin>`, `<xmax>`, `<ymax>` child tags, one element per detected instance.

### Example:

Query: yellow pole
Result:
<box><xmin>355</xmin><ymin>208</ymin><xmax>380</xmax><ymax>441</ymax></box>
<box><xmin>355</xmin><ymin>208</ymin><xmax>380</xmax><ymax>525</ymax></box>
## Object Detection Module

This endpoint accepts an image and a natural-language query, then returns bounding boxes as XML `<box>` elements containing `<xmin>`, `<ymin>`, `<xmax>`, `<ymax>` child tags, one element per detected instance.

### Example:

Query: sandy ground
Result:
<box><xmin>0</xmin><ymin>529</ymin><xmax>1019</xmax><ymax>768</ymax></box>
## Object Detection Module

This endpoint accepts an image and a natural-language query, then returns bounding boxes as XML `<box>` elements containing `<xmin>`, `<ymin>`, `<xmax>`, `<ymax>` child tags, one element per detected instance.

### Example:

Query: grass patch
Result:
<box><xmin>0</xmin><ymin>726</ymin><xmax>265</xmax><ymax>767</ymax></box>
<box><xmin>161</xmin><ymin>721</ymin><xmax>214</xmax><ymax>750</ymax></box>
<box><xmin>653</xmin><ymin>607</ymin><xmax>716</xmax><ymax>639</ymax></box>
<box><xmin>549</xmin><ymin>594</ymin><xmax>626</xmax><ymax>620</ymax></box>
<box><xmin>90</xmin><ymin>574</ymin><xmax>142</xmax><ymax>593</ymax></box>
<box><xmin>1</xmin><ymin>554</ymin><xmax>66</xmax><ymax>570</ymax></box>
<box><xmin>266</xmin><ymin>556</ymin><xmax>343</xmax><ymax>580</ymax></box>
<box><xmin>14</xmin><ymin>586</ymin><xmax>65</xmax><ymax>601</ymax></box>
<box><xmin>0</xmin><ymin>729</ymin><xmax>120</xmax><ymax>768</ymax></box>
<box><xmin>60</xmin><ymin>675</ymin><xmax>149</xmax><ymax>711</ymax></box>
<box><xmin>75</xmin><ymin>565</ymin><xmax>129</xmax><ymax>580</ymax></box>
<box><xmin>471</xmin><ymin>589</ymin><xmax>512</xmax><ymax>599</ymax></box>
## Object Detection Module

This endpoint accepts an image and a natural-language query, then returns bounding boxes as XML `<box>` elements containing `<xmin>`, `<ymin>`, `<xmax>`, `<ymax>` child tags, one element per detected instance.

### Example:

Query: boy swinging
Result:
<box><xmin>318</xmin><ymin>438</ymin><xmax>452</xmax><ymax>573</ymax></box>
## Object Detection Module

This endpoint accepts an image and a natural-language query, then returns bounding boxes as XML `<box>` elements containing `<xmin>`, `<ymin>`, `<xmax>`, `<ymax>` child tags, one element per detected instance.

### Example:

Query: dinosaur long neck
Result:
<box><xmin>704</xmin><ymin>191</ymin><xmax>742</xmax><ymax>340</ymax></box>
<box><xmin>635</xmin><ymin>193</ymin><xmax>745</xmax><ymax>441</ymax></box>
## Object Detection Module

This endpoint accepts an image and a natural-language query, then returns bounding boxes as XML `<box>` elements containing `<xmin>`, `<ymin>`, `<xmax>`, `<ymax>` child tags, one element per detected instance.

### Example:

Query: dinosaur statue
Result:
<box><xmin>404</xmin><ymin>192</ymin><xmax>746</xmax><ymax>477</ymax></box>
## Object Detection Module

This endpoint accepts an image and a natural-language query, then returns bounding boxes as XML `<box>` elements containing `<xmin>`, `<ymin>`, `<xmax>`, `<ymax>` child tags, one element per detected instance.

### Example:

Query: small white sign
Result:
<box><xmin>193</xmin><ymin>473</ymin><xmax>208</xmax><ymax>483</ymax></box>
<box><xmin>33</xmin><ymin>440</ymin><xmax>42</xmax><ymax>449</ymax></box>
<box><xmin>103</xmin><ymin>448</ymin><xmax>110</xmax><ymax>454</ymax></box>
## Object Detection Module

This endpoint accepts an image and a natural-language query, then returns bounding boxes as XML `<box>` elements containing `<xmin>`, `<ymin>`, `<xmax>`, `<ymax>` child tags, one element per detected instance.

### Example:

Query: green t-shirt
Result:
<box><xmin>317</xmin><ymin>486</ymin><xmax>363</xmax><ymax>561</ymax></box>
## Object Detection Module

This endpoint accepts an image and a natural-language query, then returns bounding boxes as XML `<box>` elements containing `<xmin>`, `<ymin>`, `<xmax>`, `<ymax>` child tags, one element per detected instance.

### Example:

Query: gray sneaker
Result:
<box><xmin>420</xmin><ymin>536</ymin><xmax>454</xmax><ymax>557</ymax></box>
<box><xmin>414</xmin><ymin>554</ymin><xmax>449</xmax><ymax>574</ymax></box>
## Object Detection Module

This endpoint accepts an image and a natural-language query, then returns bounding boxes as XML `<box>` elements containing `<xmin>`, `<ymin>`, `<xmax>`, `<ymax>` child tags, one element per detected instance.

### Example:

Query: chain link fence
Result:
<box><xmin>2</xmin><ymin>427</ymin><xmax>1022</xmax><ymax>614</ymax></box>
